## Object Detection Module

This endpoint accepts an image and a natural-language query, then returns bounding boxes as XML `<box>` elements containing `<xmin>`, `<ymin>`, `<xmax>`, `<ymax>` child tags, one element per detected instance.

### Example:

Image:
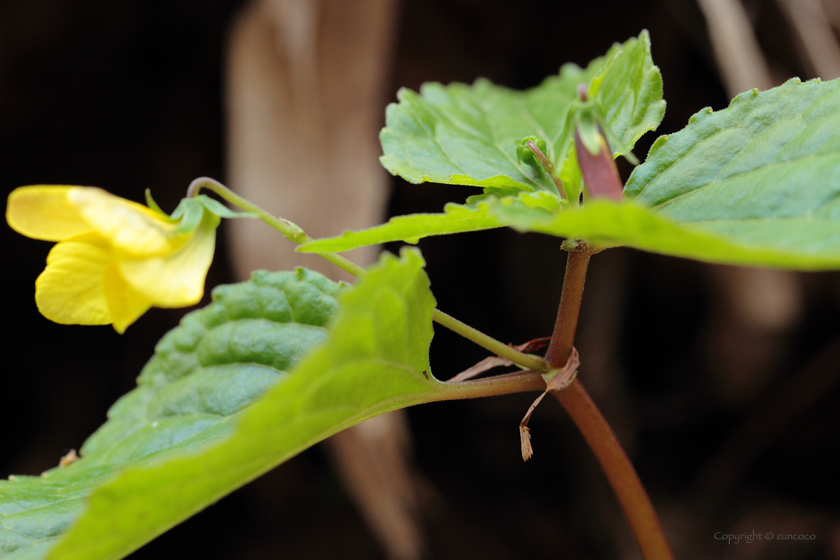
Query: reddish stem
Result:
<box><xmin>545</xmin><ymin>250</ymin><xmax>590</xmax><ymax>367</ymax></box>
<box><xmin>546</xmin><ymin>249</ymin><xmax>674</xmax><ymax>560</ymax></box>
<box><xmin>525</xmin><ymin>140</ymin><xmax>566</xmax><ymax>197</ymax></box>
<box><xmin>553</xmin><ymin>382</ymin><xmax>673</xmax><ymax>560</ymax></box>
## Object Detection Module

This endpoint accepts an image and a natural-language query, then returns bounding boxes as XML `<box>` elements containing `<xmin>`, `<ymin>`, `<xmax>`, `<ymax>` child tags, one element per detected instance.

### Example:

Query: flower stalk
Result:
<box><xmin>187</xmin><ymin>177</ymin><xmax>367</xmax><ymax>279</ymax></box>
<box><xmin>188</xmin><ymin>177</ymin><xmax>546</xmax><ymax>374</ymax></box>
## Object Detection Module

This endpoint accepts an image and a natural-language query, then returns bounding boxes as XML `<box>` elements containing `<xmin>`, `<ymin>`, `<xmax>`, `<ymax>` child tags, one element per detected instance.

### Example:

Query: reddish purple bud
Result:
<box><xmin>577</xmin><ymin>83</ymin><xmax>588</xmax><ymax>102</ymax></box>
<box><xmin>574</xmin><ymin>128</ymin><xmax>623</xmax><ymax>201</ymax></box>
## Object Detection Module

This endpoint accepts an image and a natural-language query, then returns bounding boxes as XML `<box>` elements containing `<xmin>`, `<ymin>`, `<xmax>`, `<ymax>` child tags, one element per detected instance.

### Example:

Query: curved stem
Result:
<box><xmin>545</xmin><ymin>248</ymin><xmax>673</xmax><ymax>560</ymax></box>
<box><xmin>525</xmin><ymin>140</ymin><xmax>565</xmax><ymax>198</ymax></box>
<box><xmin>187</xmin><ymin>177</ymin><xmax>545</xmax><ymax>373</ymax></box>
<box><xmin>188</xmin><ymin>177</ymin><xmax>367</xmax><ymax>279</ymax></box>
<box><xmin>553</xmin><ymin>382</ymin><xmax>673</xmax><ymax>560</ymax></box>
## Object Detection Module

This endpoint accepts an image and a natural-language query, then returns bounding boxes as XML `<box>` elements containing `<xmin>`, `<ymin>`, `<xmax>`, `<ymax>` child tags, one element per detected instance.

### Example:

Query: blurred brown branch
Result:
<box><xmin>777</xmin><ymin>0</ymin><xmax>840</xmax><ymax>80</ymax></box>
<box><xmin>225</xmin><ymin>2</ymin><xmax>429</xmax><ymax>559</ymax></box>
<box><xmin>696</xmin><ymin>0</ymin><xmax>773</xmax><ymax>97</ymax></box>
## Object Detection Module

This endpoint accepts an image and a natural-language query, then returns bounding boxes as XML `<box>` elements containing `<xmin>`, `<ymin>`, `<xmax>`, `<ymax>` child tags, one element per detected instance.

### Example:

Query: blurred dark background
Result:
<box><xmin>2</xmin><ymin>0</ymin><xmax>840</xmax><ymax>558</ymax></box>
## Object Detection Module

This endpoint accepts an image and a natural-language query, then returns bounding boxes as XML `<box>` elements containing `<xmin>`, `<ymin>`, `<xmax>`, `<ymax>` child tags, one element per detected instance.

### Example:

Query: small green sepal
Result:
<box><xmin>197</xmin><ymin>195</ymin><xmax>256</xmax><ymax>219</ymax></box>
<box><xmin>171</xmin><ymin>197</ymin><xmax>206</xmax><ymax>234</ymax></box>
<box><xmin>144</xmin><ymin>189</ymin><xmax>169</xmax><ymax>217</ymax></box>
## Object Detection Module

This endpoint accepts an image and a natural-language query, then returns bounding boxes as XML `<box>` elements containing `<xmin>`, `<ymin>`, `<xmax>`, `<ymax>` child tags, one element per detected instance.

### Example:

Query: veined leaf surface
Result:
<box><xmin>0</xmin><ymin>269</ymin><xmax>344</xmax><ymax>559</ymax></box>
<box><xmin>301</xmin><ymin>31</ymin><xmax>664</xmax><ymax>253</ymax></box>
<box><xmin>310</xmin><ymin>77</ymin><xmax>840</xmax><ymax>270</ymax></box>
<box><xmin>47</xmin><ymin>249</ymin><xmax>451</xmax><ymax>560</ymax></box>
<box><xmin>1</xmin><ymin>251</ymin><xmax>458</xmax><ymax>559</ymax></box>
<box><xmin>525</xmin><ymin>77</ymin><xmax>840</xmax><ymax>269</ymax></box>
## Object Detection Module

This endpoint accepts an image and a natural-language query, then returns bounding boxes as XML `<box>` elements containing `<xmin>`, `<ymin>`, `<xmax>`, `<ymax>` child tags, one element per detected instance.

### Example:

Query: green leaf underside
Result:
<box><xmin>303</xmin><ymin>31</ymin><xmax>664</xmax><ymax>253</ymax></box>
<box><xmin>298</xmin><ymin>192</ymin><xmax>563</xmax><ymax>252</ymax></box>
<box><xmin>380</xmin><ymin>31</ymin><xmax>664</xmax><ymax>195</ymax></box>
<box><xmin>0</xmin><ymin>269</ymin><xmax>344</xmax><ymax>559</ymax></box>
<box><xmin>311</xmin><ymin>78</ymin><xmax>840</xmax><ymax>270</ymax></box>
<box><xmin>504</xmin><ymin>200</ymin><xmax>840</xmax><ymax>269</ymax></box>
<box><xmin>21</xmin><ymin>249</ymin><xmax>444</xmax><ymax>560</ymax></box>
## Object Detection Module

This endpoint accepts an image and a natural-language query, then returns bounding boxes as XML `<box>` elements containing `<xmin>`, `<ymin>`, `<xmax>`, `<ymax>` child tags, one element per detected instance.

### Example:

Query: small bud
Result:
<box><xmin>574</xmin><ymin>125</ymin><xmax>623</xmax><ymax>201</ymax></box>
<box><xmin>516</xmin><ymin>136</ymin><xmax>548</xmax><ymax>169</ymax></box>
<box><xmin>577</xmin><ymin>83</ymin><xmax>588</xmax><ymax>102</ymax></box>
<box><xmin>516</xmin><ymin>136</ymin><xmax>567</xmax><ymax>198</ymax></box>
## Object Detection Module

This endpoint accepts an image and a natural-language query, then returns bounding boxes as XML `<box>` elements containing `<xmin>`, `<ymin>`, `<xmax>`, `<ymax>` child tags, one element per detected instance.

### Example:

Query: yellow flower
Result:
<box><xmin>6</xmin><ymin>186</ymin><xmax>220</xmax><ymax>333</ymax></box>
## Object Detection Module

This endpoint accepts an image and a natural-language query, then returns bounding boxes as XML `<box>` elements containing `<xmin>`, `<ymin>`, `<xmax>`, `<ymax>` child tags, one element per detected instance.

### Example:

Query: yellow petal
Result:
<box><xmin>7</xmin><ymin>186</ymin><xmax>94</xmax><ymax>241</ymax></box>
<box><xmin>118</xmin><ymin>213</ymin><xmax>219</xmax><ymax>307</ymax></box>
<box><xmin>102</xmin><ymin>264</ymin><xmax>152</xmax><ymax>334</ymax></box>
<box><xmin>35</xmin><ymin>234</ymin><xmax>112</xmax><ymax>326</ymax></box>
<box><xmin>67</xmin><ymin>187</ymin><xmax>181</xmax><ymax>257</ymax></box>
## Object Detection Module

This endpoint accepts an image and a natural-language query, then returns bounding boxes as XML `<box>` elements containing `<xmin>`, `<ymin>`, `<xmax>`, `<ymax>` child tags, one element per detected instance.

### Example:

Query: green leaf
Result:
<box><xmin>380</xmin><ymin>81</ymin><xmax>562</xmax><ymax>194</ymax></box>
<box><xmin>497</xmin><ymin>199</ymin><xmax>840</xmax><ymax>269</ymax></box>
<box><xmin>298</xmin><ymin>191</ymin><xmax>563</xmax><ymax>253</ymax></box>
<box><xmin>484</xmin><ymin>77</ymin><xmax>840</xmax><ymax>269</ymax></box>
<box><xmin>11</xmin><ymin>249</ymin><xmax>451</xmax><ymax>560</ymax></box>
<box><xmin>380</xmin><ymin>30</ymin><xmax>663</xmax><ymax>195</ymax></box>
<box><xmin>588</xmin><ymin>30</ymin><xmax>665</xmax><ymax>160</ymax></box>
<box><xmin>1</xmin><ymin>268</ymin><xmax>345</xmax><ymax>559</ymax></box>
<box><xmin>622</xmin><ymin>77</ymin><xmax>840</xmax><ymax>268</ymax></box>
<box><xmin>627</xmin><ymin>77</ymin><xmax>840</xmax><ymax>213</ymax></box>
<box><xmin>302</xmin><ymin>31</ymin><xmax>664</xmax><ymax>253</ymax></box>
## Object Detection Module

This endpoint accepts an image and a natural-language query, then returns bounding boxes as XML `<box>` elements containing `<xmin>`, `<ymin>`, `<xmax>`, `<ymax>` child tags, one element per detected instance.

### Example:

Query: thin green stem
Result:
<box><xmin>187</xmin><ymin>177</ymin><xmax>545</xmax><ymax>373</ymax></box>
<box><xmin>187</xmin><ymin>177</ymin><xmax>366</xmax><ymax>278</ymax></box>
<box><xmin>433</xmin><ymin>309</ymin><xmax>548</xmax><ymax>372</ymax></box>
